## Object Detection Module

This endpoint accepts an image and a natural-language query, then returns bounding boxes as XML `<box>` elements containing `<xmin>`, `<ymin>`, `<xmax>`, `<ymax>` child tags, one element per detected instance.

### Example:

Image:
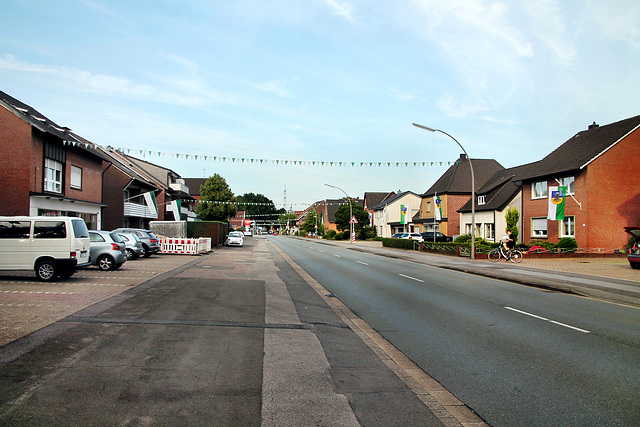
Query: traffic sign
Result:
<box><xmin>350</xmin><ymin>216</ymin><xmax>358</xmax><ymax>224</ymax></box>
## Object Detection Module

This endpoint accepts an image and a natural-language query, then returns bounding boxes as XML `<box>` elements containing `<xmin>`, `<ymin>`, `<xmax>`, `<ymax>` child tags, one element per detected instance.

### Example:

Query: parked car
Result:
<box><xmin>399</xmin><ymin>232</ymin><xmax>424</xmax><ymax>242</ymax></box>
<box><xmin>624</xmin><ymin>227</ymin><xmax>640</xmax><ymax>269</ymax></box>
<box><xmin>391</xmin><ymin>233</ymin><xmax>404</xmax><ymax>239</ymax></box>
<box><xmin>112</xmin><ymin>228</ymin><xmax>160</xmax><ymax>257</ymax></box>
<box><xmin>89</xmin><ymin>231</ymin><xmax>127</xmax><ymax>271</ymax></box>
<box><xmin>227</xmin><ymin>231</ymin><xmax>244</xmax><ymax>247</ymax></box>
<box><xmin>420</xmin><ymin>231</ymin><xmax>453</xmax><ymax>242</ymax></box>
<box><xmin>0</xmin><ymin>216</ymin><xmax>91</xmax><ymax>281</ymax></box>
<box><xmin>117</xmin><ymin>233</ymin><xmax>144</xmax><ymax>260</ymax></box>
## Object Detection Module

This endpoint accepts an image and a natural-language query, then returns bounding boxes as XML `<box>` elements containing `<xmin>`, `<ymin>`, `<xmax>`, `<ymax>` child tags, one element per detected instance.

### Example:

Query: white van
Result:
<box><xmin>0</xmin><ymin>216</ymin><xmax>91</xmax><ymax>281</ymax></box>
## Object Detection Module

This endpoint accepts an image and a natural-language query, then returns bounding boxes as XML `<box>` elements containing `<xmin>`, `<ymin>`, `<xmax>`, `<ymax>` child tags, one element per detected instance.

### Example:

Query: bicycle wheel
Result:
<box><xmin>488</xmin><ymin>248</ymin><xmax>501</xmax><ymax>262</ymax></box>
<box><xmin>509</xmin><ymin>249</ymin><xmax>523</xmax><ymax>263</ymax></box>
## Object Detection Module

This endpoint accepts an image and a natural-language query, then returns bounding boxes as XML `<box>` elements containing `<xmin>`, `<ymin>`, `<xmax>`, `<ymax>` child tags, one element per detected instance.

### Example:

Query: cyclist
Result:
<box><xmin>503</xmin><ymin>229</ymin><xmax>516</xmax><ymax>260</ymax></box>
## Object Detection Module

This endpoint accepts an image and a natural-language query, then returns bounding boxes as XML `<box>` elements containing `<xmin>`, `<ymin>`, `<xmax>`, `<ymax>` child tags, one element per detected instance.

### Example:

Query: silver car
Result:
<box><xmin>88</xmin><ymin>231</ymin><xmax>127</xmax><ymax>271</ymax></box>
<box><xmin>112</xmin><ymin>228</ymin><xmax>161</xmax><ymax>257</ymax></box>
<box><xmin>117</xmin><ymin>233</ymin><xmax>144</xmax><ymax>260</ymax></box>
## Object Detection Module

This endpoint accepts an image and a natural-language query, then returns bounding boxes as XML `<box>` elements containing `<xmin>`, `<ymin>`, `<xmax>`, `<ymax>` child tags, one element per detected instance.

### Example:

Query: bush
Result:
<box><xmin>381</xmin><ymin>237</ymin><xmax>418</xmax><ymax>250</ymax></box>
<box><xmin>557</xmin><ymin>237</ymin><xmax>578</xmax><ymax>252</ymax></box>
<box><xmin>335</xmin><ymin>232</ymin><xmax>344</xmax><ymax>240</ymax></box>
<box><xmin>359</xmin><ymin>226</ymin><xmax>376</xmax><ymax>240</ymax></box>
<box><xmin>325</xmin><ymin>230</ymin><xmax>336</xmax><ymax>239</ymax></box>
<box><xmin>527</xmin><ymin>239</ymin><xmax>556</xmax><ymax>251</ymax></box>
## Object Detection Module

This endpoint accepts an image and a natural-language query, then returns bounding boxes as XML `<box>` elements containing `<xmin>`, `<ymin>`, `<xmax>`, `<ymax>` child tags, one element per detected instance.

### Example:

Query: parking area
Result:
<box><xmin>0</xmin><ymin>254</ymin><xmax>198</xmax><ymax>347</ymax></box>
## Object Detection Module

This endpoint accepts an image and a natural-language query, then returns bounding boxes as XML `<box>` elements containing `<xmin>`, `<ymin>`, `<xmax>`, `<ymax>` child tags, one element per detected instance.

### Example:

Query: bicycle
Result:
<box><xmin>488</xmin><ymin>245</ymin><xmax>523</xmax><ymax>263</ymax></box>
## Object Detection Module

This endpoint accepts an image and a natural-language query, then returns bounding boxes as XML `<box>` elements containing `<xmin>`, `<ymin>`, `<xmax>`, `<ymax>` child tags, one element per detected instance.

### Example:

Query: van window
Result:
<box><xmin>0</xmin><ymin>221</ymin><xmax>31</xmax><ymax>239</ymax></box>
<box><xmin>34</xmin><ymin>221</ymin><xmax>67</xmax><ymax>239</ymax></box>
<box><xmin>71</xmin><ymin>219</ymin><xmax>89</xmax><ymax>238</ymax></box>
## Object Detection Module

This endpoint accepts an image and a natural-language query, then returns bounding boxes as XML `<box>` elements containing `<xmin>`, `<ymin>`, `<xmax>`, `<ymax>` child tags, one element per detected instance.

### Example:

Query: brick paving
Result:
<box><xmin>0</xmin><ymin>253</ymin><xmax>198</xmax><ymax>347</ymax></box>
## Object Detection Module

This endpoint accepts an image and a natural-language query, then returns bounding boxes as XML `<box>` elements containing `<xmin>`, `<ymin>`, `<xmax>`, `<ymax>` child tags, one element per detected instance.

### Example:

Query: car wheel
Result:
<box><xmin>139</xmin><ymin>246</ymin><xmax>146</xmax><ymax>258</ymax></box>
<box><xmin>126</xmin><ymin>248</ymin><xmax>137</xmax><ymax>260</ymax></box>
<box><xmin>97</xmin><ymin>254</ymin><xmax>115</xmax><ymax>271</ymax></box>
<box><xmin>35</xmin><ymin>260</ymin><xmax>58</xmax><ymax>281</ymax></box>
<box><xmin>142</xmin><ymin>244</ymin><xmax>151</xmax><ymax>258</ymax></box>
<box><xmin>631</xmin><ymin>262</ymin><xmax>640</xmax><ymax>270</ymax></box>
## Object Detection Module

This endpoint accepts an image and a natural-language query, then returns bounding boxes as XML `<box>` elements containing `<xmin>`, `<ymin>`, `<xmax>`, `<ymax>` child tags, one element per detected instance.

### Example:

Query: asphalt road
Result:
<box><xmin>270</xmin><ymin>237</ymin><xmax>640</xmax><ymax>426</ymax></box>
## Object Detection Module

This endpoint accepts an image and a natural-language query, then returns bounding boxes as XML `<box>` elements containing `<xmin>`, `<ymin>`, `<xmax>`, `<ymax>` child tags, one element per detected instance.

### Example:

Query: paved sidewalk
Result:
<box><xmin>304</xmin><ymin>238</ymin><xmax>640</xmax><ymax>308</ymax></box>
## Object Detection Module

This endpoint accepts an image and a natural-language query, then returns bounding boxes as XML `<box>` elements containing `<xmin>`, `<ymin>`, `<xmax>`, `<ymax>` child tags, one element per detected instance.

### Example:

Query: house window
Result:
<box><xmin>44</xmin><ymin>158</ymin><xmax>63</xmax><ymax>193</ymax></box>
<box><xmin>560</xmin><ymin>176</ymin><xmax>575</xmax><ymax>195</ymax></box>
<box><xmin>478</xmin><ymin>195</ymin><xmax>486</xmax><ymax>205</ymax></box>
<box><xmin>562</xmin><ymin>216</ymin><xmax>575</xmax><ymax>237</ymax></box>
<box><xmin>532</xmin><ymin>181</ymin><xmax>547</xmax><ymax>199</ymax></box>
<box><xmin>532</xmin><ymin>217</ymin><xmax>548</xmax><ymax>237</ymax></box>
<box><xmin>70</xmin><ymin>165</ymin><xmax>82</xmax><ymax>190</ymax></box>
<box><xmin>485</xmin><ymin>223</ymin><xmax>494</xmax><ymax>240</ymax></box>
<box><xmin>427</xmin><ymin>201</ymin><xmax>431</xmax><ymax>213</ymax></box>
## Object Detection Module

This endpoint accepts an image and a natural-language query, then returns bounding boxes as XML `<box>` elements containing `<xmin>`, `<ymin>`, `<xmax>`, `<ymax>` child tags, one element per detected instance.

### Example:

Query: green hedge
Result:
<box><xmin>381</xmin><ymin>238</ymin><xmax>419</xmax><ymax>250</ymax></box>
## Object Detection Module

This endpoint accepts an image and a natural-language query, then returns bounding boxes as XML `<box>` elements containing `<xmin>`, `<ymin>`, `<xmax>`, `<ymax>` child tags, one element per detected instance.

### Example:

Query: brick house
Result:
<box><xmin>416</xmin><ymin>155</ymin><xmax>504</xmax><ymax>238</ymax></box>
<box><xmin>91</xmin><ymin>144</ymin><xmax>159</xmax><ymax>230</ymax></box>
<box><xmin>124</xmin><ymin>155</ymin><xmax>197</xmax><ymax>223</ymax></box>
<box><xmin>458</xmin><ymin>164</ymin><xmax>531</xmax><ymax>243</ymax></box>
<box><xmin>518</xmin><ymin>117</ymin><xmax>640</xmax><ymax>250</ymax></box>
<box><xmin>0</xmin><ymin>90</ymin><xmax>107</xmax><ymax>229</ymax></box>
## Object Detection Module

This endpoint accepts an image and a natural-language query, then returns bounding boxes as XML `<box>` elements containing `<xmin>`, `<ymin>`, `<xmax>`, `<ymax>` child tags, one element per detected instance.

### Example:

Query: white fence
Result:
<box><xmin>161</xmin><ymin>238</ymin><xmax>211</xmax><ymax>255</ymax></box>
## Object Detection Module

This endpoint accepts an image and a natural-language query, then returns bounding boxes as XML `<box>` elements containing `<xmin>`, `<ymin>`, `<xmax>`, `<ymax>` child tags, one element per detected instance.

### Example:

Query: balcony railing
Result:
<box><xmin>124</xmin><ymin>202</ymin><xmax>158</xmax><ymax>219</ymax></box>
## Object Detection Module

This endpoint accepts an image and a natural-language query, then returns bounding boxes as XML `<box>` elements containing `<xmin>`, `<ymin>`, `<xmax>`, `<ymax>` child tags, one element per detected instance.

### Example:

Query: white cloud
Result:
<box><xmin>254</xmin><ymin>80</ymin><xmax>293</xmax><ymax>98</ymax></box>
<box><xmin>321</xmin><ymin>0</ymin><xmax>356</xmax><ymax>21</ymax></box>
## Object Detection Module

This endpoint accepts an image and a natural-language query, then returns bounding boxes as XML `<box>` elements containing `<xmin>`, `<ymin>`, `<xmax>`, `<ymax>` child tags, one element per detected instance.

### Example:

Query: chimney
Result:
<box><xmin>588</xmin><ymin>121</ymin><xmax>599</xmax><ymax>130</ymax></box>
<box><xmin>459</xmin><ymin>153</ymin><xmax>467</xmax><ymax>160</ymax></box>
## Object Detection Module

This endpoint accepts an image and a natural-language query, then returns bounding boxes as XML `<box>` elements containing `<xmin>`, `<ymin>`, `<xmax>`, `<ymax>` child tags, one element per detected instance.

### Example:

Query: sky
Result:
<box><xmin>1</xmin><ymin>0</ymin><xmax>639</xmax><ymax>210</ymax></box>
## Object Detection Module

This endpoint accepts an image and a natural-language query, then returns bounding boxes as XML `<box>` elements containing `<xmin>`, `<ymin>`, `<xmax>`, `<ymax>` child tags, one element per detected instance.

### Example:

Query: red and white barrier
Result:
<box><xmin>161</xmin><ymin>238</ymin><xmax>211</xmax><ymax>254</ymax></box>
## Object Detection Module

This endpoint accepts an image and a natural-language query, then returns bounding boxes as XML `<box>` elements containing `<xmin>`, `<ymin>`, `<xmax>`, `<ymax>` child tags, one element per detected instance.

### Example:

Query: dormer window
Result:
<box><xmin>478</xmin><ymin>195</ymin><xmax>486</xmax><ymax>205</ymax></box>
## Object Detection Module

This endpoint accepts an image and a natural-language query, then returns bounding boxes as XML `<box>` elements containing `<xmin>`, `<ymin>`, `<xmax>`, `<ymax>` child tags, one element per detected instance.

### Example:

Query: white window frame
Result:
<box><xmin>531</xmin><ymin>217</ymin><xmax>548</xmax><ymax>237</ymax></box>
<box><xmin>532</xmin><ymin>181</ymin><xmax>547</xmax><ymax>199</ymax></box>
<box><xmin>485</xmin><ymin>223</ymin><xmax>494</xmax><ymax>240</ymax></box>
<box><xmin>70</xmin><ymin>165</ymin><xmax>82</xmax><ymax>190</ymax></box>
<box><xmin>44</xmin><ymin>158</ymin><xmax>63</xmax><ymax>193</ymax></box>
<box><xmin>478</xmin><ymin>195</ymin><xmax>486</xmax><ymax>205</ymax></box>
<box><xmin>560</xmin><ymin>176</ymin><xmax>575</xmax><ymax>195</ymax></box>
<box><xmin>562</xmin><ymin>216</ymin><xmax>575</xmax><ymax>238</ymax></box>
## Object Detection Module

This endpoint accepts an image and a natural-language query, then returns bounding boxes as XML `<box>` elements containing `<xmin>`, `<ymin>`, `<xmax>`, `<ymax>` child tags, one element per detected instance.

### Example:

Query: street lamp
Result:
<box><xmin>325</xmin><ymin>183</ymin><xmax>354</xmax><ymax>244</ymax></box>
<box><xmin>412</xmin><ymin>123</ymin><xmax>476</xmax><ymax>260</ymax></box>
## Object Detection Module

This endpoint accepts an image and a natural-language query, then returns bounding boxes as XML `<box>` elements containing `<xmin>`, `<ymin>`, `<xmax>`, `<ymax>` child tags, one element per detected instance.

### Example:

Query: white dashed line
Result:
<box><xmin>399</xmin><ymin>274</ymin><xmax>424</xmax><ymax>283</ymax></box>
<box><xmin>505</xmin><ymin>307</ymin><xmax>591</xmax><ymax>334</ymax></box>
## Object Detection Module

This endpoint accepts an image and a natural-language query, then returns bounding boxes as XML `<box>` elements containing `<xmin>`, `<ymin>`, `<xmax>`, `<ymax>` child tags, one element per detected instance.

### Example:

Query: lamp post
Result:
<box><xmin>412</xmin><ymin>123</ymin><xmax>476</xmax><ymax>260</ymax></box>
<box><xmin>325</xmin><ymin>183</ymin><xmax>354</xmax><ymax>244</ymax></box>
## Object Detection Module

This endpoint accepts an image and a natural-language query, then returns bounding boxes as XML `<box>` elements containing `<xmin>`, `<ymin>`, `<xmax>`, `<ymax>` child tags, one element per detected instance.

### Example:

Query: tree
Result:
<box><xmin>302</xmin><ymin>209</ymin><xmax>324</xmax><ymax>235</ymax></box>
<box><xmin>236</xmin><ymin>193</ymin><xmax>278</xmax><ymax>217</ymax></box>
<box><xmin>334</xmin><ymin>201</ymin><xmax>369</xmax><ymax>233</ymax></box>
<box><xmin>195</xmin><ymin>173</ymin><xmax>237</xmax><ymax>221</ymax></box>
<box><xmin>505</xmin><ymin>206</ymin><xmax>519</xmax><ymax>241</ymax></box>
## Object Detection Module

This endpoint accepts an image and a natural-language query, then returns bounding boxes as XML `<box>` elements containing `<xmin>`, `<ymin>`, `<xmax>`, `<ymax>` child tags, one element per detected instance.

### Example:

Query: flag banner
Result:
<box><xmin>170</xmin><ymin>199</ymin><xmax>182</xmax><ymax>221</ymax></box>
<box><xmin>548</xmin><ymin>186</ymin><xmax>566</xmax><ymax>220</ymax></box>
<box><xmin>400</xmin><ymin>204</ymin><xmax>407</xmax><ymax>225</ymax></box>
<box><xmin>143</xmin><ymin>191</ymin><xmax>158</xmax><ymax>217</ymax></box>
<box><xmin>434</xmin><ymin>196</ymin><xmax>442</xmax><ymax>221</ymax></box>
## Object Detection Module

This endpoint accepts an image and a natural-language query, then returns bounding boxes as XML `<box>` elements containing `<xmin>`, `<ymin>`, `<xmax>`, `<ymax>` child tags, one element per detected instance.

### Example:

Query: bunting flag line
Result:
<box><xmin>116</xmin><ymin>147</ymin><xmax>452</xmax><ymax>167</ymax></box>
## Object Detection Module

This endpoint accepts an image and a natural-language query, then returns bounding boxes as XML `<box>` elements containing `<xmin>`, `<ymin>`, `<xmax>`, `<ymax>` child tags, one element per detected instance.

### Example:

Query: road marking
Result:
<box><xmin>319</xmin><ymin>250</ymin><xmax>325</xmax><ymax>253</ymax></box>
<box><xmin>333</xmin><ymin>254</ymin><xmax>341</xmax><ymax>258</ymax></box>
<box><xmin>356</xmin><ymin>261</ymin><xmax>369</xmax><ymax>266</ymax></box>
<box><xmin>505</xmin><ymin>307</ymin><xmax>591</xmax><ymax>334</ymax></box>
<box><xmin>399</xmin><ymin>274</ymin><xmax>424</xmax><ymax>283</ymax></box>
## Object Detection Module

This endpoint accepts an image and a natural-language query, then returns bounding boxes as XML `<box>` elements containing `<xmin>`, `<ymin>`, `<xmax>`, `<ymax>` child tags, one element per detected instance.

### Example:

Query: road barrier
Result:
<box><xmin>161</xmin><ymin>238</ymin><xmax>211</xmax><ymax>255</ymax></box>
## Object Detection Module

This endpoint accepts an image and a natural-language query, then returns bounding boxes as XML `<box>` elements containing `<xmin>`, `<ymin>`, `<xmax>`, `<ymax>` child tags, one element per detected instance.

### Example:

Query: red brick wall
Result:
<box><xmin>444</xmin><ymin>194</ymin><xmax>470</xmax><ymax>236</ymax></box>
<box><xmin>0</xmin><ymin>108</ymin><xmax>32</xmax><ymax>215</ymax></box>
<box><xmin>102</xmin><ymin>165</ymin><xmax>131</xmax><ymax>230</ymax></box>
<box><xmin>587</xmin><ymin>129</ymin><xmax>640</xmax><ymax>249</ymax></box>
<box><xmin>522</xmin><ymin>173</ymin><xmax>589</xmax><ymax>245</ymax></box>
<box><xmin>65</xmin><ymin>149</ymin><xmax>103</xmax><ymax>203</ymax></box>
